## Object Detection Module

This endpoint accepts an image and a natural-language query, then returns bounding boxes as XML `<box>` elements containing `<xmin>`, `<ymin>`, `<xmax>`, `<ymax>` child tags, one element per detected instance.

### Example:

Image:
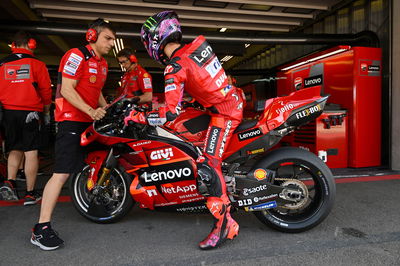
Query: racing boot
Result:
<box><xmin>199</xmin><ymin>196</ymin><xmax>239</xmax><ymax>250</ymax></box>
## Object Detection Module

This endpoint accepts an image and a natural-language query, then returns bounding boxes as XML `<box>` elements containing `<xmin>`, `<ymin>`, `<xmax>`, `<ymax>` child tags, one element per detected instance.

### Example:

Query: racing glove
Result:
<box><xmin>25</xmin><ymin>111</ymin><xmax>39</xmax><ymax>123</ymax></box>
<box><xmin>124</xmin><ymin>107</ymin><xmax>169</xmax><ymax>127</ymax></box>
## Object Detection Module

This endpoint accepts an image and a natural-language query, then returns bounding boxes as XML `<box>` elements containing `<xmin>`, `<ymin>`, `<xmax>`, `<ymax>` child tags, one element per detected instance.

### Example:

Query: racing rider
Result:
<box><xmin>125</xmin><ymin>11</ymin><xmax>244</xmax><ymax>249</ymax></box>
<box><xmin>116</xmin><ymin>48</ymin><xmax>153</xmax><ymax>104</ymax></box>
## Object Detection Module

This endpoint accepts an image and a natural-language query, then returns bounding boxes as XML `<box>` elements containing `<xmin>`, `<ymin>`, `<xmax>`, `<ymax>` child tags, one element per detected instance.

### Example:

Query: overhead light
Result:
<box><xmin>280</xmin><ymin>48</ymin><xmax>348</xmax><ymax>71</ymax></box>
<box><xmin>220</xmin><ymin>28</ymin><xmax>227</xmax><ymax>32</ymax></box>
<box><xmin>245</xmin><ymin>43</ymin><xmax>251</xmax><ymax>48</ymax></box>
<box><xmin>221</xmin><ymin>55</ymin><xmax>233</xmax><ymax>62</ymax></box>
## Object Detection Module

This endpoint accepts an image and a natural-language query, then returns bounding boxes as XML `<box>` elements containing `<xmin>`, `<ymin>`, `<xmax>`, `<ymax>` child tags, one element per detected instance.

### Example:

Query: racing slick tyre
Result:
<box><xmin>252</xmin><ymin>147</ymin><xmax>336</xmax><ymax>233</ymax></box>
<box><xmin>70</xmin><ymin>165</ymin><xmax>134</xmax><ymax>224</ymax></box>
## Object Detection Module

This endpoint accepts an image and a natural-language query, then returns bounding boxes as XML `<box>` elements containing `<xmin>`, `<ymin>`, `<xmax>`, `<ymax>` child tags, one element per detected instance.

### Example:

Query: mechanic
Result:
<box><xmin>125</xmin><ymin>11</ymin><xmax>244</xmax><ymax>249</ymax></box>
<box><xmin>116</xmin><ymin>48</ymin><xmax>153</xmax><ymax>104</ymax></box>
<box><xmin>30</xmin><ymin>18</ymin><xmax>116</xmax><ymax>251</ymax></box>
<box><xmin>0</xmin><ymin>31</ymin><xmax>52</xmax><ymax>205</ymax></box>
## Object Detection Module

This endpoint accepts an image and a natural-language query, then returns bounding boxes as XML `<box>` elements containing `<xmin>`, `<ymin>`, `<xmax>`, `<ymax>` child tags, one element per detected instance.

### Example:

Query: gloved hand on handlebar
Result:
<box><xmin>124</xmin><ymin>106</ymin><xmax>168</xmax><ymax>126</ymax></box>
<box><xmin>124</xmin><ymin>110</ymin><xmax>147</xmax><ymax>126</ymax></box>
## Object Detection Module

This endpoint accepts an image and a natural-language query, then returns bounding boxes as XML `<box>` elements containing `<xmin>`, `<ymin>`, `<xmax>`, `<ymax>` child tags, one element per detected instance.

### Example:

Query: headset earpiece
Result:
<box><xmin>11</xmin><ymin>42</ymin><xmax>16</xmax><ymax>51</ymax></box>
<box><xmin>129</xmin><ymin>54</ymin><xmax>137</xmax><ymax>63</ymax></box>
<box><xmin>86</xmin><ymin>28</ymin><xmax>98</xmax><ymax>43</ymax></box>
<box><xmin>27</xmin><ymin>38</ymin><xmax>37</xmax><ymax>50</ymax></box>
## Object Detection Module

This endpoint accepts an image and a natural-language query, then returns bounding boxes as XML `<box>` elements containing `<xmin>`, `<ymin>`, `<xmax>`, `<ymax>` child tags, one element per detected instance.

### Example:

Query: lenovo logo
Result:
<box><xmin>206</xmin><ymin>126</ymin><xmax>221</xmax><ymax>155</ymax></box>
<box><xmin>304</xmin><ymin>75</ymin><xmax>323</xmax><ymax>88</ymax></box>
<box><xmin>189</xmin><ymin>41</ymin><xmax>215</xmax><ymax>67</ymax></box>
<box><xmin>143</xmin><ymin>168</ymin><xmax>192</xmax><ymax>183</ymax></box>
<box><xmin>238</xmin><ymin>128</ymin><xmax>262</xmax><ymax>141</ymax></box>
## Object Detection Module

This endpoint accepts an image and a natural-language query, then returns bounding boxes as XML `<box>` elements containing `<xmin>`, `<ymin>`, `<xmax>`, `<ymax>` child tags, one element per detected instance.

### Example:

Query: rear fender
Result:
<box><xmin>85</xmin><ymin>150</ymin><xmax>109</xmax><ymax>190</ymax></box>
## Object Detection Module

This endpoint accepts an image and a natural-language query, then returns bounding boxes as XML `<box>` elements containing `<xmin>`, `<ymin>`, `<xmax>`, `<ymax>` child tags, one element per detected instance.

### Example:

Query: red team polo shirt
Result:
<box><xmin>55</xmin><ymin>45</ymin><xmax>108</xmax><ymax>122</ymax></box>
<box><xmin>0</xmin><ymin>48</ymin><xmax>52</xmax><ymax>111</ymax></box>
<box><xmin>117</xmin><ymin>64</ymin><xmax>152</xmax><ymax>98</ymax></box>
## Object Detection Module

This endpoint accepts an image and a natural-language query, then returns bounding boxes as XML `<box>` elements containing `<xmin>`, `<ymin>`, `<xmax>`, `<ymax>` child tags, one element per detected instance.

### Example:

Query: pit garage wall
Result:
<box><xmin>391</xmin><ymin>0</ymin><xmax>400</xmax><ymax>170</ymax></box>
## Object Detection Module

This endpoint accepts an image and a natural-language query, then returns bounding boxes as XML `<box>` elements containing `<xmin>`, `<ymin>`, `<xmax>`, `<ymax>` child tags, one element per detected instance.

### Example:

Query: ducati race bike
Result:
<box><xmin>70</xmin><ymin>85</ymin><xmax>335</xmax><ymax>233</ymax></box>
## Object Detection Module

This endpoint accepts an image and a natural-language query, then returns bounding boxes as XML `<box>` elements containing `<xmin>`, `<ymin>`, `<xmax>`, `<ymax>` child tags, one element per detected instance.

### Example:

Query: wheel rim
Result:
<box><xmin>73</xmin><ymin>165</ymin><xmax>129</xmax><ymax>217</ymax></box>
<box><xmin>260</xmin><ymin>160</ymin><xmax>327</xmax><ymax>224</ymax></box>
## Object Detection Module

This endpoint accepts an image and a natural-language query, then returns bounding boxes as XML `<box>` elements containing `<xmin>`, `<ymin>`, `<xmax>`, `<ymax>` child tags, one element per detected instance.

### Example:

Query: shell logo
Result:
<box><xmin>254</xmin><ymin>168</ymin><xmax>267</xmax><ymax>181</ymax></box>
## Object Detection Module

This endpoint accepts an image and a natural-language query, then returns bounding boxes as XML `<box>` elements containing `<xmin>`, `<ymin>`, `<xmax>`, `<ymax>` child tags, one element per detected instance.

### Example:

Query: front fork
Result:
<box><xmin>97</xmin><ymin>148</ymin><xmax>118</xmax><ymax>186</ymax></box>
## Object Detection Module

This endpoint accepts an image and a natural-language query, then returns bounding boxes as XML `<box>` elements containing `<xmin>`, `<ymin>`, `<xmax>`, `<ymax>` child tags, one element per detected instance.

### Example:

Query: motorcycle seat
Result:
<box><xmin>234</xmin><ymin>120</ymin><xmax>258</xmax><ymax>133</ymax></box>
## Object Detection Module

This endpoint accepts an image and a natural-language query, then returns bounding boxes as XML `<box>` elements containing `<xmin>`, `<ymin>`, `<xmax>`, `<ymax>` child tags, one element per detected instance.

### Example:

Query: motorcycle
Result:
<box><xmin>70</xmin><ymin>85</ymin><xmax>335</xmax><ymax>233</ymax></box>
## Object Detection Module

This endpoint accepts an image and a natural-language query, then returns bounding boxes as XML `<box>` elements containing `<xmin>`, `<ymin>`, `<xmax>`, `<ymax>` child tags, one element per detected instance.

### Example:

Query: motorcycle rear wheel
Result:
<box><xmin>70</xmin><ymin>165</ymin><xmax>134</xmax><ymax>223</ymax></box>
<box><xmin>252</xmin><ymin>147</ymin><xmax>336</xmax><ymax>233</ymax></box>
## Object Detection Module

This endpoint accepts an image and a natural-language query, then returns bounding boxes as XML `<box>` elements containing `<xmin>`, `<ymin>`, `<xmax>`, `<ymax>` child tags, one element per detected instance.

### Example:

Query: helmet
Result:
<box><xmin>141</xmin><ymin>11</ymin><xmax>182</xmax><ymax>65</ymax></box>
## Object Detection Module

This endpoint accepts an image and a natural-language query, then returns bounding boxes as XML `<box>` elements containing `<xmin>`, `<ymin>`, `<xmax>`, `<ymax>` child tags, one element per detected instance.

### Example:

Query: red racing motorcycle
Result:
<box><xmin>70</xmin><ymin>85</ymin><xmax>335</xmax><ymax>233</ymax></box>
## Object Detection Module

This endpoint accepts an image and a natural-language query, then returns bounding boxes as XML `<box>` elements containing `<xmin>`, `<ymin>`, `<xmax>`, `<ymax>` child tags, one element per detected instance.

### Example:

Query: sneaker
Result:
<box><xmin>31</xmin><ymin>224</ymin><xmax>64</xmax><ymax>251</ymax></box>
<box><xmin>0</xmin><ymin>181</ymin><xmax>19</xmax><ymax>201</ymax></box>
<box><xmin>24</xmin><ymin>191</ymin><xmax>42</xmax><ymax>206</ymax></box>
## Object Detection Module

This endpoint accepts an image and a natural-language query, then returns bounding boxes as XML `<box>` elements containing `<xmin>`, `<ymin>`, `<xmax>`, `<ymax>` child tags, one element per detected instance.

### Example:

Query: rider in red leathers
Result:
<box><xmin>125</xmin><ymin>11</ymin><xmax>244</xmax><ymax>249</ymax></box>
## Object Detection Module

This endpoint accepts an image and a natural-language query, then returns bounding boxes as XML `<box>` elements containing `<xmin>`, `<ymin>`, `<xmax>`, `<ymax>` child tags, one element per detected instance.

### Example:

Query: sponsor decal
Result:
<box><xmin>218</xmin><ymin>120</ymin><xmax>232</xmax><ymax>158</ymax></box>
<box><xmin>132</xmin><ymin>141</ymin><xmax>152</xmax><ymax>147</ymax></box>
<box><xmin>176</xmin><ymin>205</ymin><xmax>207</xmax><ymax>212</ymax></box>
<box><xmin>253</xmin><ymin>194</ymin><xmax>278</xmax><ymax>202</ymax></box>
<box><xmin>7</xmin><ymin>68</ymin><xmax>15</xmax><ymax>76</ymax></box>
<box><xmin>102</xmin><ymin>67</ymin><xmax>107</xmax><ymax>75</ymax></box>
<box><xmin>216</xmin><ymin>72</ymin><xmax>227</xmax><ymax>88</ymax></box>
<box><xmin>164</xmin><ymin>62</ymin><xmax>181</xmax><ymax>75</ymax></box>
<box><xmin>246</xmin><ymin>148</ymin><xmax>265</xmax><ymax>155</ymax></box>
<box><xmin>295</xmin><ymin>104</ymin><xmax>321</xmax><ymax>119</ymax></box>
<box><xmin>89</xmin><ymin>68</ymin><xmax>97</xmax><ymax>74</ymax></box>
<box><xmin>89</xmin><ymin>75</ymin><xmax>97</xmax><ymax>83</ymax></box>
<box><xmin>238</xmin><ymin>128</ymin><xmax>262</xmax><ymax>141</ymax></box>
<box><xmin>189</xmin><ymin>41</ymin><xmax>214</xmax><ymax>67</ymax></box>
<box><xmin>130</xmin><ymin>76</ymin><xmax>137</xmax><ymax>81</ymax></box>
<box><xmin>143</xmin><ymin>73</ymin><xmax>149</xmax><ymax>78</ymax></box>
<box><xmin>254</xmin><ymin>169</ymin><xmax>267</xmax><ymax>181</ymax></box>
<box><xmin>70</xmin><ymin>52</ymin><xmax>83</xmax><ymax>63</ymax></box>
<box><xmin>275</xmin><ymin>103</ymin><xmax>294</xmax><ymax>115</ymax></box>
<box><xmin>294</xmin><ymin>77</ymin><xmax>302</xmax><ymax>90</ymax></box>
<box><xmin>142</xmin><ymin>167</ymin><xmax>192</xmax><ymax>184</ymax></box>
<box><xmin>165</xmin><ymin>78</ymin><xmax>174</xmax><ymax>85</ymax></box>
<box><xmin>237</xmin><ymin>199</ymin><xmax>253</xmax><ymax>207</ymax></box>
<box><xmin>147</xmin><ymin>112</ymin><xmax>160</xmax><ymax>118</ymax></box>
<box><xmin>143</xmin><ymin>78</ymin><xmax>152</xmax><ymax>89</ymax></box>
<box><xmin>206</xmin><ymin>126</ymin><xmax>221</xmax><ymax>156</ymax></box>
<box><xmin>219</xmin><ymin>83</ymin><xmax>231</xmax><ymax>96</ymax></box>
<box><xmin>161</xmin><ymin>184</ymin><xmax>196</xmax><ymax>194</ymax></box>
<box><xmin>165</xmin><ymin>84</ymin><xmax>176</xmax><ymax>92</ymax></box>
<box><xmin>368</xmin><ymin>65</ymin><xmax>380</xmax><ymax>72</ymax></box>
<box><xmin>304</xmin><ymin>74</ymin><xmax>323</xmax><ymax>88</ymax></box>
<box><xmin>150</xmin><ymin>148</ymin><xmax>173</xmax><ymax>160</ymax></box>
<box><xmin>16</xmin><ymin>69</ymin><xmax>29</xmax><ymax>75</ymax></box>
<box><xmin>88</xmin><ymin>61</ymin><xmax>97</xmax><ymax>68</ymax></box>
<box><xmin>205</xmin><ymin>57</ymin><xmax>222</xmax><ymax>78</ymax></box>
<box><xmin>361</xmin><ymin>63</ymin><xmax>368</xmax><ymax>71</ymax></box>
<box><xmin>243</xmin><ymin>184</ymin><xmax>268</xmax><ymax>196</ymax></box>
<box><xmin>247</xmin><ymin>201</ymin><xmax>277</xmax><ymax>211</ymax></box>
<box><xmin>146</xmin><ymin>189</ymin><xmax>158</xmax><ymax>197</ymax></box>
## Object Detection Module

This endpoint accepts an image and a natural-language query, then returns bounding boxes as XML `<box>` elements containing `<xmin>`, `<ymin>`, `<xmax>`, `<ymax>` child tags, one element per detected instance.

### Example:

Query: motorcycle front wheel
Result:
<box><xmin>70</xmin><ymin>165</ymin><xmax>134</xmax><ymax>224</ymax></box>
<box><xmin>252</xmin><ymin>147</ymin><xmax>336</xmax><ymax>233</ymax></box>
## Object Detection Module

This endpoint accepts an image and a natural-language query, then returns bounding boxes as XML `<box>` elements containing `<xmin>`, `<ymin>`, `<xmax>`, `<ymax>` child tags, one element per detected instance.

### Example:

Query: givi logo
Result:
<box><xmin>150</xmin><ymin>148</ymin><xmax>173</xmax><ymax>160</ymax></box>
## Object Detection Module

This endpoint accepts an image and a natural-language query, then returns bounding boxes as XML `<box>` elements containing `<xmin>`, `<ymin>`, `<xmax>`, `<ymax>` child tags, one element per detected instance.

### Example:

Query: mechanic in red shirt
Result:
<box><xmin>116</xmin><ymin>48</ymin><xmax>153</xmax><ymax>104</ymax></box>
<box><xmin>0</xmin><ymin>31</ymin><xmax>51</xmax><ymax>205</ymax></box>
<box><xmin>30</xmin><ymin>19</ymin><xmax>116</xmax><ymax>251</ymax></box>
<box><xmin>126</xmin><ymin>11</ymin><xmax>244</xmax><ymax>249</ymax></box>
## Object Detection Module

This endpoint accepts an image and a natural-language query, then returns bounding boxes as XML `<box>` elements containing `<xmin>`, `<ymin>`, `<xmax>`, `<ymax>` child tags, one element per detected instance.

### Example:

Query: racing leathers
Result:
<box><xmin>126</xmin><ymin>35</ymin><xmax>244</xmax><ymax>249</ymax></box>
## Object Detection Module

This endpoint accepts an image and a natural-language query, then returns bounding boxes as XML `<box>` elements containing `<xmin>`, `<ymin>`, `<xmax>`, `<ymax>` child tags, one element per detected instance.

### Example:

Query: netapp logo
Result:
<box><xmin>161</xmin><ymin>184</ymin><xmax>196</xmax><ymax>194</ymax></box>
<box><xmin>304</xmin><ymin>75</ymin><xmax>323</xmax><ymax>88</ymax></box>
<box><xmin>189</xmin><ymin>41</ymin><xmax>214</xmax><ymax>67</ymax></box>
<box><xmin>143</xmin><ymin>168</ymin><xmax>192</xmax><ymax>183</ymax></box>
<box><xmin>238</xmin><ymin>128</ymin><xmax>262</xmax><ymax>141</ymax></box>
<box><xmin>206</xmin><ymin>126</ymin><xmax>221</xmax><ymax>155</ymax></box>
